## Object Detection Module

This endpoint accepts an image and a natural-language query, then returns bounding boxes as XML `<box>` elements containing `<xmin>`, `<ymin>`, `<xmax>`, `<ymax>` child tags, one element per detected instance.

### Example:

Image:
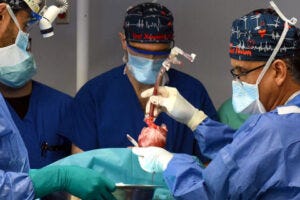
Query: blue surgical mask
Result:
<box><xmin>127</xmin><ymin>52</ymin><xmax>165</xmax><ymax>85</ymax></box>
<box><xmin>232</xmin><ymin>80</ymin><xmax>265</xmax><ymax>114</ymax></box>
<box><xmin>0</xmin><ymin>54</ymin><xmax>37</xmax><ymax>88</ymax></box>
<box><xmin>0</xmin><ymin>5</ymin><xmax>37</xmax><ymax>88</ymax></box>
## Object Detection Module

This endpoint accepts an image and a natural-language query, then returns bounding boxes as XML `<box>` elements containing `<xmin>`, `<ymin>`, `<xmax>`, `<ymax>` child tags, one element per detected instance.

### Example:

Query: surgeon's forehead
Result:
<box><xmin>230</xmin><ymin>58</ymin><xmax>265</xmax><ymax>68</ymax></box>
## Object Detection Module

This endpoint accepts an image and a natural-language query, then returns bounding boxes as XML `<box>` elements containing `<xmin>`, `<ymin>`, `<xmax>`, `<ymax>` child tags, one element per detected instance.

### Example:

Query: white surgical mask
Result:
<box><xmin>0</xmin><ymin>5</ymin><xmax>37</xmax><ymax>88</ymax></box>
<box><xmin>127</xmin><ymin>52</ymin><xmax>165</xmax><ymax>85</ymax></box>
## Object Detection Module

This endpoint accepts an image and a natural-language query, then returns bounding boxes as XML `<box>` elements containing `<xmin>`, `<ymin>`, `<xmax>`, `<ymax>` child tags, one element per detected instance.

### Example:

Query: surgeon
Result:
<box><xmin>0</xmin><ymin>0</ymin><xmax>72</xmax><ymax>199</ymax></box>
<box><xmin>133</xmin><ymin>3</ymin><xmax>300</xmax><ymax>199</ymax></box>
<box><xmin>61</xmin><ymin>2</ymin><xmax>218</xmax><ymax>163</ymax></box>
<box><xmin>0</xmin><ymin>0</ymin><xmax>71</xmax><ymax>169</ymax></box>
<box><xmin>0</xmin><ymin>0</ymin><xmax>116</xmax><ymax>199</ymax></box>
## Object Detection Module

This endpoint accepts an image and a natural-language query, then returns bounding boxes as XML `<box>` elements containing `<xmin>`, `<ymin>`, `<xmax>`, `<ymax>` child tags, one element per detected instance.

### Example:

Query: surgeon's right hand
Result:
<box><xmin>142</xmin><ymin>86</ymin><xmax>207</xmax><ymax>131</ymax></box>
<box><xmin>29</xmin><ymin>165</ymin><xmax>116</xmax><ymax>200</ymax></box>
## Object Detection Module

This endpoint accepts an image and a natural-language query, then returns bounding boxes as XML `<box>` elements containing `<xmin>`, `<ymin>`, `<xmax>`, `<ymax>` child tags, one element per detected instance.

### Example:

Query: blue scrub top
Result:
<box><xmin>61</xmin><ymin>65</ymin><xmax>218</xmax><ymax>159</ymax></box>
<box><xmin>0</xmin><ymin>93</ymin><xmax>35</xmax><ymax>199</ymax></box>
<box><xmin>5</xmin><ymin>81</ymin><xmax>72</xmax><ymax>168</ymax></box>
<box><xmin>163</xmin><ymin>93</ymin><xmax>300</xmax><ymax>199</ymax></box>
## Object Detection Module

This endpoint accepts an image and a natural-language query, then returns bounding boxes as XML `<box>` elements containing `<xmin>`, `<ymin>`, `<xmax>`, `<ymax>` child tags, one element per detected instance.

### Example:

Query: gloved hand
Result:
<box><xmin>29</xmin><ymin>165</ymin><xmax>116</xmax><ymax>200</ymax></box>
<box><xmin>132</xmin><ymin>147</ymin><xmax>174</xmax><ymax>173</ymax></box>
<box><xmin>141</xmin><ymin>86</ymin><xmax>207</xmax><ymax>131</ymax></box>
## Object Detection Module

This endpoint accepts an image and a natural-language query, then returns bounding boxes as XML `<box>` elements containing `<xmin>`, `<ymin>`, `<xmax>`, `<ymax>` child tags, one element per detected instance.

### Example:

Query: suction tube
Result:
<box><xmin>148</xmin><ymin>47</ymin><xmax>196</xmax><ymax>120</ymax></box>
<box><xmin>39</xmin><ymin>0</ymin><xmax>69</xmax><ymax>38</ymax></box>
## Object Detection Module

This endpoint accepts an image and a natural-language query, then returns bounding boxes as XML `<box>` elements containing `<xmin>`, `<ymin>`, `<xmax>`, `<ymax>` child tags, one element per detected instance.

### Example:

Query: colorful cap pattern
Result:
<box><xmin>0</xmin><ymin>0</ymin><xmax>40</xmax><ymax>12</ymax></box>
<box><xmin>123</xmin><ymin>2</ymin><xmax>174</xmax><ymax>43</ymax></box>
<box><xmin>230</xmin><ymin>9</ymin><xmax>300</xmax><ymax>61</ymax></box>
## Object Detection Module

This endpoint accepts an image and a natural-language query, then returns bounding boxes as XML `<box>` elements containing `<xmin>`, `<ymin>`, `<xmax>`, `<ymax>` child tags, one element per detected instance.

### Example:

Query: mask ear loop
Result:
<box><xmin>255</xmin><ymin>1</ymin><xmax>298</xmax><ymax>85</ymax></box>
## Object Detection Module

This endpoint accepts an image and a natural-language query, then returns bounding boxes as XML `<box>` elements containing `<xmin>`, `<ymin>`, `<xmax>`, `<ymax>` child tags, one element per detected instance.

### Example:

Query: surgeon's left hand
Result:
<box><xmin>132</xmin><ymin>147</ymin><xmax>174</xmax><ymax>173</ymax></box>
<box><xmin>29</xmin><ymin>165</ymin><xmax>116</xmax><ymax>200</ymax></box>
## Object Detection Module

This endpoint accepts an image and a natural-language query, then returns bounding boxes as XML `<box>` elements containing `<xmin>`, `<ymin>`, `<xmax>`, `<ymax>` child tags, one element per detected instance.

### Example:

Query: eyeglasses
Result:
<box><xmin>127</xmin><ymin>42</ymin><xmax>172</xmax><ymax>56</ymax></box>
<box><xmin>230</xmin><ymin>64</ymin><xmax>265</xmax><ymax>79</ymax></box>
<box><xmin>26</xmin><ymin>11</ymin><xmax>42</xmax><ymax>31</ymax></box>
<box><xmin>28</xmin><ymin>11</ymin><xmax>42</xmax><ymax>25</ymax></box>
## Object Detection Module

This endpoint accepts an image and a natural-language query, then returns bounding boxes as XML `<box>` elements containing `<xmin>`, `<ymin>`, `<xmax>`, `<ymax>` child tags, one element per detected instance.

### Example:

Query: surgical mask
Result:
<box><xmin>232</xmin><ymin>80</ymin><xmax>266</xmax><ymax>114</ymax></box>
<box><xmin>232</xmin><ymin>1</ymin><xmax>297</xmax><ymax>114</ymax></box>
<box><xmin>0</xmin><ymin>54</ymin><xmax>37</xmax><ymax>88</ymax></box>
<box><xmin>0</xmin><ymin>5</ymin><xmax>37</xmax><ymax>88</ymax></box>
<box><xmin>127</xmin><ymin>52</ymin><xmax>165</xmax><ymax>85</ymax></box>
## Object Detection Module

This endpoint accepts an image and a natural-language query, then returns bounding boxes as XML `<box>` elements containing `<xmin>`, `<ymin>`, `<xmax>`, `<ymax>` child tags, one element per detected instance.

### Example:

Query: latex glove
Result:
<box><xmin>142</xmin><ymin>86</ymin><xmax>207</xmax><ymax>131</ymax></box>
<box><xmin>132</xmin><ymin>147</ymin><xmax>174</xmax><ymax>173</ymax></box>
<box><xmin>29</xmin><ymin>165</ymin><xmax>116</xmax><ymax>200</ymax></box>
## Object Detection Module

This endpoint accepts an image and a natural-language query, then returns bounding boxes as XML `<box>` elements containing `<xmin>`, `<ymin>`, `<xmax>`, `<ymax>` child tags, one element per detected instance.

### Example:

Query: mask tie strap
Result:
<box><xmin>6</xmin><ymin>5</ymin><xmax>22</xmax><ymax>30</ymax></box>
<box><xmin>270</xmin><ymin>1</ymin><xmax>297</xmax><ymax>25</ymax></box>
<box><xmin>256</xmin><ymin>1</ymin><xmax>297</xmax><ymax>85</ymax></box>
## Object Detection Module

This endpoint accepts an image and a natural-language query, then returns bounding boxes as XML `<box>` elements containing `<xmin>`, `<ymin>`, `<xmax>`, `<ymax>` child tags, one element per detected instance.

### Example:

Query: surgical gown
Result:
<box><xmin>5</xmin><ymin>81</ymin><xmax>72</xmax><ymax>168</ymax></box>
<box><xmin>163</xmin><ymin>93</ymin><xmax>300</xmax><ymax>199</ymax></box>
<box><xmin>0</xmin><ymin>93</ymin><xmax>35</xmax><ymax>199</ymax></box>
<box><xmin>60</xmin><ymin>65</ymin><xmax>218</xmax><ymax>160</ymax></box>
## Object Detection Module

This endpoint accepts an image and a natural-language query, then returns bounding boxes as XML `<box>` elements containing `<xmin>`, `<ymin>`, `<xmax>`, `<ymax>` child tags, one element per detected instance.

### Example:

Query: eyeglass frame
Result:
<box><xmin>230</xmin><ymin>63</ymin><xmax>266</xmax><ymax>79</ymax></box>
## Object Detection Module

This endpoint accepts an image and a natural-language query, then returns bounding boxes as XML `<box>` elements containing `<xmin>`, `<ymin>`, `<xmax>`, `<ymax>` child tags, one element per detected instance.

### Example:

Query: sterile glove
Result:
<box><xmin>132</xmin><ymin>147</ymin><xmax>174</xmax><ymax>173</ymax></box>
<box><xmin>29</xmin><ymin>165</ymin><xmax>116</xmax><ymax>200</ymax></box>
<box><xmin>142</xmin><ymin>86</ymin><xmax>207</xmax><ymax>131</ymax></box>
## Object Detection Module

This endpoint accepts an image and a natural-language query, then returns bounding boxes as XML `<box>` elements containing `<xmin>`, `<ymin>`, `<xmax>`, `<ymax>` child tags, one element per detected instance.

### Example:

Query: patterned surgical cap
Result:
<box><xmin>123</xmin><ymin>2</ymin><xmax>174</xmax><ymax>43</ymax></box>
<box><xmin>229</xmin><ymin>8</ymin><xmax>300</xmax><ymax>61</ymax></box>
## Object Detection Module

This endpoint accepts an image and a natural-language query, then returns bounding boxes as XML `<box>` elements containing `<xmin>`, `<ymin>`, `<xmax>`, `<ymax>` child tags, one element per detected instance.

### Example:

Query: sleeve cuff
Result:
<box><xmin>187</xmin><ymin>110</ymin><xmax>207</xmax><ymax>131</ymax></box>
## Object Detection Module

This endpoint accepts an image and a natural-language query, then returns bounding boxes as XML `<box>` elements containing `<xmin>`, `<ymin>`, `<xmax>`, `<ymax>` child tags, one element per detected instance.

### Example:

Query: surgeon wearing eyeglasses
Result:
<box><xmin>60</xmin><ymin>2</ymin><xmax>218</xmax><ymax>164</ymax></box>
<box><xmin>132</xmin><ymin>5</ymin><xmax>300</xmax><ymax>199</ymax></box>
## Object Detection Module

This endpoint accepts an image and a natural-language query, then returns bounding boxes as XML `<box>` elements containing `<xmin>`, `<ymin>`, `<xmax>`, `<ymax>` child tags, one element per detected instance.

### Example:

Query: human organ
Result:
<box><xmin>138</xmin><ymin>117</ymin><xmax>167</xmax><ymax>148</ymax></box>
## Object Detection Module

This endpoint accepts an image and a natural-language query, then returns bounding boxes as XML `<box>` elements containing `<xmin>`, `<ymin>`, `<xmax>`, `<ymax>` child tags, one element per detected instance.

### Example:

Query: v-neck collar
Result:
<box><xmin>5</xmin><ymin>81</ymin><xmax>36</xmax><ymax>122</ymax></box>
